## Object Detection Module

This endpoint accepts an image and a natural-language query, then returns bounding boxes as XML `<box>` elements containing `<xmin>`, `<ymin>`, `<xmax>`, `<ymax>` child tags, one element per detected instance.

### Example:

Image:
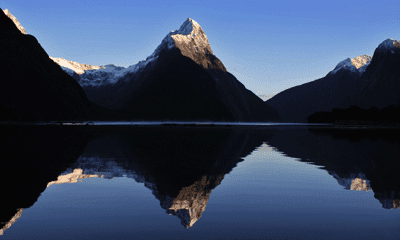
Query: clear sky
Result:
<box><xmin>2</xmin><ymin>0</ymin><xmax>399</xmax><ymax>100</ymax></box>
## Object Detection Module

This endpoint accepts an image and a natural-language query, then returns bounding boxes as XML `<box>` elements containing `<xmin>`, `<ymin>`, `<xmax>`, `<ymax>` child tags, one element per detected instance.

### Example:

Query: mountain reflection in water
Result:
<box><xmin>265</xmin><ymin>127</ymin><xmax>400</xmax><ymax>209</ymax></box>
<box><xmin>61</xmin><ymin>126</ymin><xmax>272</xmax><ymax>228</ymax></box>
<box><xmin>1</xmin><ymin>125</ymin><xmax>400</xmax><ymax>238</ymax></box>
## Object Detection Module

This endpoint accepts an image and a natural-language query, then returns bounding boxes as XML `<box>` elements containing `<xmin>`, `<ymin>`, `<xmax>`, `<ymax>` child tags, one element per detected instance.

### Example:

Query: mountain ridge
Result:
<box><xmin>50</xmin><ymin>57</ymin><xmax>102</xmax><ymax>75</ymax></box>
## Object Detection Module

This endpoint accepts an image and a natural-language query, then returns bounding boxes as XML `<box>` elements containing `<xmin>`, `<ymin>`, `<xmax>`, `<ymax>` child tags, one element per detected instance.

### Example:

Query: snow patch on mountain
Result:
<box><xmin>50</xmin><ymin>57</ymin><xmax>102</xmax><ymax>75</ymax></box>
<box><xmin>53</xmin><ymin>52</ymin><xmax>159</xmax><ymax>86</ymax></box>
<box><xmin>79</xmin><ymin>57</ymin><xmax>158</xmax><ymax>86</ymax></box>
<box><xmin>329</xmin><ymin>54</ymin><xmax>371</xmax><ymax>75</ymax></box>
<box><xmin>80</xmin><ymin>64</ymin><xmax>126</xmax><ymax>86</ymax></box>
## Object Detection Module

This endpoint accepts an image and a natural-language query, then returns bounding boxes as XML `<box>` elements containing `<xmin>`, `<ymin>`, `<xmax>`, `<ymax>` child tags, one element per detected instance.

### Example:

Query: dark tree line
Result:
<box><xmin>307</xmin><ymin>104</ymin><xmax>400</xmax><ymax>124</ymax></box>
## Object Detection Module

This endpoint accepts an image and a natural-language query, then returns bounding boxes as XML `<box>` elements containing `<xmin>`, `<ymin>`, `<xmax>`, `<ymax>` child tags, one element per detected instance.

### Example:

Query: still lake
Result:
<box><xmin>1</xmin><ymin>124</ymin><xmax>400</xmax><ymax>239</ymax></box>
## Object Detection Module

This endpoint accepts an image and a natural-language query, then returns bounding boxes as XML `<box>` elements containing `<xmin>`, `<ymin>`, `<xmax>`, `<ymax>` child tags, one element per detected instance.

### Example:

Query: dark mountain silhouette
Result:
<box><xmin>0</xmin><ymin>8</ymin><xmax>116</xmax><ymax>121</ymax></box>
<box><xmin>265</xmin><ymin>55</ymin><xmax>371</xmax><ymax>123</ymax></box>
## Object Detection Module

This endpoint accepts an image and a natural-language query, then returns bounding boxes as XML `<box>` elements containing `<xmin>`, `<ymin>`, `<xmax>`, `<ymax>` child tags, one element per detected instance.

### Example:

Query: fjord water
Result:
<box><xmin>1</xmin><ymin>125</ymin><xmax>400</xmax><ymax>239</ymax></box>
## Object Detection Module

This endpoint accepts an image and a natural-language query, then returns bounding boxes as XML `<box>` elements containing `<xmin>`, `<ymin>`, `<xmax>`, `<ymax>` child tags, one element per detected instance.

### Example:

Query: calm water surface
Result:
<box><xmin>1</xmin><ymin>124</ymin><xmax>400</xmax><ymax>239</ymax></box>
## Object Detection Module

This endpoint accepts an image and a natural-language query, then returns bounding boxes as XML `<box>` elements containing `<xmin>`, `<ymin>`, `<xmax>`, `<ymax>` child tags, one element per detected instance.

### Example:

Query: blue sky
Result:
<box><xmin>2</xmin><ymin>0</ymin><xmax>399</xmax><ymax>99</ymax></box>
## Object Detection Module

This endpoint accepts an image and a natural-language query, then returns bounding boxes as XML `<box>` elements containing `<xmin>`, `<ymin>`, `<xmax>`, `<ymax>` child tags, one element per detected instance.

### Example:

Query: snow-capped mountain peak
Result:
<box><xmin>150</xmin><ymin>18</ymin><xmax>211</xmax><ymax>56</ymax></box>
<box><xmin>330</xmin><ymin>54</ymin><xmax>372</xmax><ymax>75</ymax></box>
<box><xmin>174</xmin><ymin>18</ymin><xmax>198</xmax><ymax>35</ymax></box>
<box><xmin>148</xmin><ymin>18</ymin><xmax>225</xmax><ymax>71</ymax></box>
<box><xmin>171</xmin><ymin>18</ymin><xmax>213</xmax><ymax>53</ymax></box>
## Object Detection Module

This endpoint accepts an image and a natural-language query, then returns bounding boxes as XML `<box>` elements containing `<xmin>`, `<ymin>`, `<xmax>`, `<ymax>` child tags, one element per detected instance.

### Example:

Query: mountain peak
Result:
<box><xmin>2</xmin><ymin>9</ymin><xmax>26</xmax><ymax>34</ymax></box>
<box><xmin>172</xmin><ymin>18</ymin><xmax>201</xmax><ymax>36</ymax></box>
<box><xmin>171</xmin><ymin>18</ymin><xmax>211</xmax><ymax>51</ymax></box>
<box><xmin>150</xmin><ymin>18</ymin><xmax>226</xmax><ymax>71</ymax></box>
<box><xmin>376</xmin><ymin>38</ymin><xmax>400</xmax><ymax>54</ymax></box>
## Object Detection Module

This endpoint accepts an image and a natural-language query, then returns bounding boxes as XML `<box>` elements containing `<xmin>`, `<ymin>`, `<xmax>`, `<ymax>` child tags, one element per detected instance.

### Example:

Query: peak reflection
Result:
<box><xmin>53</xmin><ymin>126</ymin><xmax>274</xmax><ymax>228</ymax></box>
